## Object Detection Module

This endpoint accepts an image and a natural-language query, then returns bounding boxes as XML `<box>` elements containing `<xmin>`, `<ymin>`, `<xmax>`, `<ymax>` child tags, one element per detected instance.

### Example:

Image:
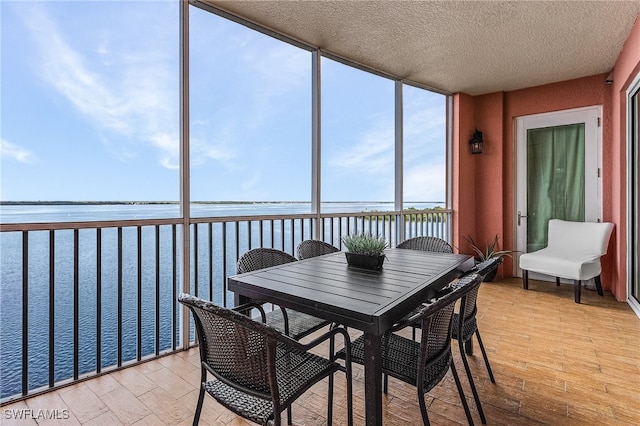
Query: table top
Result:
<box><xmin>228</xmin><ymin>248</ymin><xmax>474</xmax><ymax>335</ymax></box>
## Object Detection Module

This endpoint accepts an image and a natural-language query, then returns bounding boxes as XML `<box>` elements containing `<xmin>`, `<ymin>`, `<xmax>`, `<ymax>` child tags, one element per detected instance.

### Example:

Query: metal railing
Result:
<box><xmin>0</xmin><ymin>208</ymin><xmax>451</xmax><ymax>402</ymax></box>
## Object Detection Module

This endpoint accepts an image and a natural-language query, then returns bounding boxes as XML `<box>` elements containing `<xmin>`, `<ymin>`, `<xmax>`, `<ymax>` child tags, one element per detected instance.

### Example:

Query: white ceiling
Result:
<box><xmin>200</xmin><ymin>0</ymin><xmax>640</xmax><ymax>95</ymax></box>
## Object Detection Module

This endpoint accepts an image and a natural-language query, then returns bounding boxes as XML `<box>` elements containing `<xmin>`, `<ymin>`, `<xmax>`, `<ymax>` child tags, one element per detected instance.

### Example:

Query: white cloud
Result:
<box><xmin>0</xmin><ymin>139</ymin><xmax>34</xmax><ymax>163</ymax></box>
<box><xmin>330</xmin><ymin>119</ymin><xmax>394</xmax><ymax>174</ymax></box>
<box><xmin>189</xmin><ymin>123</ymin><xmax>237</xmax><ymax>169</ymax></box>
<box><xmin>16</xmin><ymin>3</ymin><xmax>178</xmax><ymax>169</ymax></box>
<box><xmin>404</xmin><ymin>163</ymin><xmax>446</xmax><ymax>202</ymax></box>
<box><xmin>405</xmin><ymin>108</ymin><xmax>445</xmax><ymax>143</ymax></box>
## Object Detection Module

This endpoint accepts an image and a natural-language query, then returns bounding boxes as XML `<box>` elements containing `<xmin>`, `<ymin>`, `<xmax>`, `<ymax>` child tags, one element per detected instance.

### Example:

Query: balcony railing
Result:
<box><xmin>0</xmin><ymin>208</ymin><xmax>451</xmax><ymax>403</ymax></box>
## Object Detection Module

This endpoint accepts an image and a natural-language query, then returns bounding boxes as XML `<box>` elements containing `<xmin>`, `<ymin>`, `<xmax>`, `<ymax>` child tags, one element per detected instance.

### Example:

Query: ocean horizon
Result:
<box><xmin>0</xmin><ymin>201</ymin><xmax>444</xmax><ymax>224</ymax></box>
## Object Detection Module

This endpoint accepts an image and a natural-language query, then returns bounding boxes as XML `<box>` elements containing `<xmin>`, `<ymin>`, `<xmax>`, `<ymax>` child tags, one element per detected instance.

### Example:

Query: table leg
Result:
<box><xmin>363</xmin><ymin>332</ymin><xmax>383</xmax><ymax>426</ymax></box>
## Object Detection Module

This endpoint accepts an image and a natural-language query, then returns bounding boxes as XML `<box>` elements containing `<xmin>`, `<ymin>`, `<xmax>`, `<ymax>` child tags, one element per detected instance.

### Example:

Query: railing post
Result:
<box><xmin>179</xmin><ymin>0</ymin><xmax>191</xmax><ymax>351</ymax></box>
<box><xmin>395</xmin><ymin>80</ymin><xmax>405</xmax><ymax>245</ymax></box>
<box><xmin>312</xmin><ymin>49</ymin><xmax>322</xmax><ymax>239</ymax></box>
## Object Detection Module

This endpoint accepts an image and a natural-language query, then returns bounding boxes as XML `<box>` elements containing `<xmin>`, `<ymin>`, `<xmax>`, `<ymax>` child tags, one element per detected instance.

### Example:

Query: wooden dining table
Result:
<box><xmin>228</xmin><ymin>248</ymin><xmax>474</xmax><ymax>426</ymax></box>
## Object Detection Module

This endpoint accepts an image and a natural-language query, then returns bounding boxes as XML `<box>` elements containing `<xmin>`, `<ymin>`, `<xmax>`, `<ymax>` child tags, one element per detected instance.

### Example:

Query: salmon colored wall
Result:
<box><xmin>472</xmin><ymin>92</ymin><xmax>507</xmax><ymax>275</ymax></box>
<box><xmin>452</xmin><ymin>16</ymin><xmax>640</xmax><ymax>301</ymax></box>
<box><xmin>452</xmin><ymin>94</ymin><xmax>476</xmax><ymax>251</ymax></box>
<box><xmin>609</xmin><ymin>16</ymin><xmax>640</xmax><ymax>301</ymax></box>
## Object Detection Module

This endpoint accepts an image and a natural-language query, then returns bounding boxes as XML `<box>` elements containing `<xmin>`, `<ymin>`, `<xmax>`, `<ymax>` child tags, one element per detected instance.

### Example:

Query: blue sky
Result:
<box><xmin>1</xmin><ymin>1</ymin><xmax>446</xmax><ymax>203</ymax></box>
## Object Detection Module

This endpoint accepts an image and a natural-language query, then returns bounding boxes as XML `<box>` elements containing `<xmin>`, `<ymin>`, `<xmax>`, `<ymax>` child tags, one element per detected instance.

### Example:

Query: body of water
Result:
<box><xmin>0</xmin><ymin>202</ymin><xmax>442</xmax><ymax>400</ymax></box>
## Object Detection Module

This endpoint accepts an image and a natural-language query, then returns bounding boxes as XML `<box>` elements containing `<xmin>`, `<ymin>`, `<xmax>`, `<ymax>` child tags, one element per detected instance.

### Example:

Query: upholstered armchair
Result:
<box><xmin>519</xmin><ymin>219</ymin><xmax>614</xmax><ymax>303</ymax></box>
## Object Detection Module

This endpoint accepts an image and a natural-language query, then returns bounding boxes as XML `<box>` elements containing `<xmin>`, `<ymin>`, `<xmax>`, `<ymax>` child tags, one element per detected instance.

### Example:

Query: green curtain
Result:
<box><xmin>526</xmin><ymin>124</ymin><xmax>585</xmax><ymax>252</ymax></box>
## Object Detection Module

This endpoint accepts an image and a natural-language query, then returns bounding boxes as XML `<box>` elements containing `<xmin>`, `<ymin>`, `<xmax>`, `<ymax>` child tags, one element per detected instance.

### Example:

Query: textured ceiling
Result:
<box><xmin>199</xmin><ymin>0</ymin><xmax>640</xmax><ymax>95</ymax></box>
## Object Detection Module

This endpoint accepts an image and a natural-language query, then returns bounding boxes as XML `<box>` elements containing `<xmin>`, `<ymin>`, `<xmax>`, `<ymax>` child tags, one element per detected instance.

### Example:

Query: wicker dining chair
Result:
<box><xmin>338</xmin><ymin>273</ymin><xmax>483</xmax><ymax>426</ymax></box>
<box><xmin>450</xmin><ymin>257</ymin><xmax>502</xmax><ymax>424</ymax></box>
<box><xmin>296</xmin><ymin>239</ymin><xmax>340</xmax><ymax>260</ymax></box>
<box><xmin>396</xmin><ymin>236</ymin><xmax>454</xmax><ymax>253</ymax></box>
<box><xmin>236</xmin><ymin>248</ymin><xmax>331</xmax><ymax>340</ymax></box>
<box><xmin>396</xmin><ymin>236</ymin><xmax>454</xmax><ymax>341</ymax></box>
<box><xmin>179</xmin><ymin>293</ymin><xmax>353</xmax><ymax>426</ymax></box>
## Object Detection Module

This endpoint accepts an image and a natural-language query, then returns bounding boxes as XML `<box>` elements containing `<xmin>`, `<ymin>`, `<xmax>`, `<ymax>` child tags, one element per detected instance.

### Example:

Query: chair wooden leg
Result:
<box><xmin>523</xmin><ymin>270</ymin><xmax>529</xmax><ymax>290</ymax></box>
<box><xmin>594</xmin><ymin>275</ymin><xmax>604</xmax><ymax>296</ymax></box>
<box><xmin>458</xmin><ymin>339</ymin><xmax>486</xmax><ymax>424</ymax></box>
<box><xmin>574</xmin><ymin>280</ymin><xmax>582</xmax><ymax>303</ymax></box>
<box><xmin>556</xmin><ymin>277</ymin><xmax>561</xmax><ymax>286</ymax></box>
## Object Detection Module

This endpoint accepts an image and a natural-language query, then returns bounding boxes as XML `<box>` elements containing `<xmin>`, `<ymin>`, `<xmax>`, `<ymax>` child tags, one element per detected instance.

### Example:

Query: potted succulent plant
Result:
<box><xmin>342</xmin><ymin>233</ymin><xmax>388</xmax><ymax>270</ymax></box>
<box><xmin>464</xmin><ymin>235</ymin><xmax>515</xmax><ymax>281</ymax></box>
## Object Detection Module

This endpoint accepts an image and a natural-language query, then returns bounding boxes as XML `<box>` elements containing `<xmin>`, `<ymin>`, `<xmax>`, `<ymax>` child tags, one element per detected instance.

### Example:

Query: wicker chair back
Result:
<box><xmin>179</xmin><ymin>294</ymin><xmax>277</xmax><ymax>397</ymax></box>
<box><xmin>235</xmin><ymin>248</ymin><xmax>330</xmax><ymax>341</ymax></box>
<box><xmin>396</xmin><ymin>236</ymin><xmax>453</xmax><ymax>253</ymax></box>
<box><xmin>237</xmin><ymin>248</ymin><xmax>297</xmax><ymax>274</ymax></box>
<box><xmin>296</xmin><ymin>240</ymin><xmax>340</xmax><ymax>260</ymax></box>
<box><xmin>415</xmin><ymin>273</ymin><xmax>481</xmax><ymax>358</ymax></box>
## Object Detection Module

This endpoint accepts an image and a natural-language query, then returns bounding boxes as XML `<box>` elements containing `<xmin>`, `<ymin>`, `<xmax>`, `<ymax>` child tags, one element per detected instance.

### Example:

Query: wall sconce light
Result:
<box><xmin>469</xmin><ymin>129</ymin><xmax>483</xmax><ymax>154</ymax></box>
<box><xmin>605</xmin><ymin>70</ymin><xmax>613</xmax><ymax>85</ymax></box>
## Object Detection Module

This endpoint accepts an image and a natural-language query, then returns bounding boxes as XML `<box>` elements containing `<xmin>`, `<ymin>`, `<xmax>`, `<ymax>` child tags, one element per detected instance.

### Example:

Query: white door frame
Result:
<box><xmin>514</xmin><ymin>106</ymin><xmax>603</xmax><ymax>277</ymax></box>
<box><xmin>626</xmin><ymin>72</ymin><xmax>640</xmax><ymax>318</ymax></box>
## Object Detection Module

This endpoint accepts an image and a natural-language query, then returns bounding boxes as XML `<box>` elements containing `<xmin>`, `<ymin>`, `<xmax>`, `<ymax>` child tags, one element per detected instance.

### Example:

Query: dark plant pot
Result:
<box><xmin>345</xmin><ymin>252</ymin><xmax>385</xmax><ymax>270</ymax></box>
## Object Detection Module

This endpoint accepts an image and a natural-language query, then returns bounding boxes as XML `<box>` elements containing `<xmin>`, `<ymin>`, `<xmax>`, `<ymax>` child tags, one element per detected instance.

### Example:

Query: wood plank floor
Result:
<box><xmin>2</xmin><ymin>278</ymin><xmax>639</xmax><ymax>425</ymax></box>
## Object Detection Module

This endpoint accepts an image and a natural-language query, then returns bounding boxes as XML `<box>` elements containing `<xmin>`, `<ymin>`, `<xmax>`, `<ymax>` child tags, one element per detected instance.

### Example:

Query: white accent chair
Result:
<box><xmin>519</xmin><ymin>219</ymin><xmax>614</xmax><ymax>303</ymax></box>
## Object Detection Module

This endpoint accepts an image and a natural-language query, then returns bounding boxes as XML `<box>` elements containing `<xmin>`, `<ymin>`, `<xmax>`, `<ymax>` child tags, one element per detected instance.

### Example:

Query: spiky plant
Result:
<box><xmin>342</xmin><ymin>233</ymin><xmax>388</xmax><ymax>256</ymax></box>
<box><xmin>465</xmin><ymin>235</ymin><xmax>515</xmax><ymax>261</ymax></box>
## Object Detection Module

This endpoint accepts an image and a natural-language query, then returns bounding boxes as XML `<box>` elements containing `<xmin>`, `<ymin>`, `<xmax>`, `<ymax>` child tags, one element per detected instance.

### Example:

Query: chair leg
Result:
<box><xmin>465</xmin><ymin>339</ymin><xmax>474</xmax><ymax>356</ymax></box>
<box><xmin>193</xmin><ymin>383</ymin><xmax>206</xmax><ymax>426</ymax></box>
<box><xmin>458</xmin><ymin>339</ymin><xmax>487</xmax><ymax>424</ymax></box>
<box><xmin>523</xmin><ymin>270</ymin><xmax>529</xmax><ymax>290</ymax></box>
<box><xmin>475</xmin><ymin>330</ymin><xmax>495</xmax><ymax>383</ymax></box>
<box><xmin>556</xmin><ymin>277</ymin><xmax>560</xmax><ymax>286</ymax></box>
<box><xmin>331</xmin><ymin>333</ymin><xmax>353</xmax><ymax>426</ymax></box>
<box><xmin>383</xmin><ymin>373</ymin><xmax>388</xmax><ymax>393</ymax></box>
<box><xmin>450</xmin><ymin>361</ymin><xmax>475</xmax><ymax>426</ymax></box>
<box><xmin>594</xmin><ymin>275</ymin><xmax>604</xmax><ymax>296</ymax></box>
<box><xmin>345</xmin><ymin>354</ymin><xmax>354</xmax><ymax>426</ymax></box>
<box><xmin>574</xmin><ymin>280</ymin><xmax>582</xmax><ymax>303</ymax></box>
<box><xmin>417</xmin><ymin>387</ymin><xmax>431</xmax><ymax>426</ymax></box>
<box><xmin>327</xmin><ymin>335</ymin><xmax>335</xmax><ymax>426</ymax></box>
<box><xmin>327</xmin><ymin>374</ymin><xmax>334</xmax><ymax>426</ymax></box>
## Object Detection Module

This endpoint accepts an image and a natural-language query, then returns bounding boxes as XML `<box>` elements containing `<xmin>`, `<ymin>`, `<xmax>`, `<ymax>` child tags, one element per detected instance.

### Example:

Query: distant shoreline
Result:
<box><xmin>0</xmin><ymin>201</ymin><xmax>442</xmax><ymax>206</ymax></box>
